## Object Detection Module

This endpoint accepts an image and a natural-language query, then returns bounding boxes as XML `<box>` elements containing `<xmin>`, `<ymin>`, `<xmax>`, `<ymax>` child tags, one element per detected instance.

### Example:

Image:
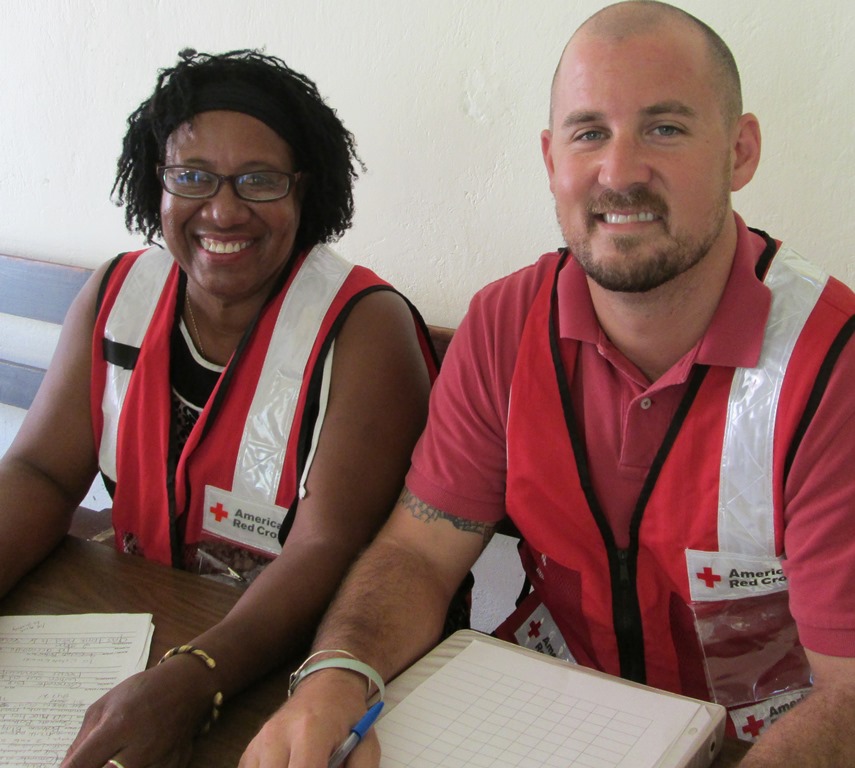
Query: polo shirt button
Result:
<box><xmin>640</xmin><ymin>397</ymin><xmax>653</xmax><ymax>410</ymax></box>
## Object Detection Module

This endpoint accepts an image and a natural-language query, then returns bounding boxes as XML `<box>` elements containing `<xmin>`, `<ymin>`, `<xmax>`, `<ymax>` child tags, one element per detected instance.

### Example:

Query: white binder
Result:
<box><xmin>377</xmin><ymin>630</ymin><xmax>726</xmax><ymax>768</ymax></box>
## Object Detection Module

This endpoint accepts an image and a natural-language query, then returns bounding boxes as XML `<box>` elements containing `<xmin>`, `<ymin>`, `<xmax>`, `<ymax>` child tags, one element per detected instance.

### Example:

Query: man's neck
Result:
<box><xmin>588</xmin><ymin>235</ymin><xmax>737</xmax><ymax>383</ymax></box>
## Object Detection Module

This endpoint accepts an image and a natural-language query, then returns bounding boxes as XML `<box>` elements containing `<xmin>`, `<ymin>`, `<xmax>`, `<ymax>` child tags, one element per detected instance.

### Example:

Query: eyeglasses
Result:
<box><xmin>158</xmin><ymin>165</ymin><xmax>300</xmax><ymax>202</ymax></box>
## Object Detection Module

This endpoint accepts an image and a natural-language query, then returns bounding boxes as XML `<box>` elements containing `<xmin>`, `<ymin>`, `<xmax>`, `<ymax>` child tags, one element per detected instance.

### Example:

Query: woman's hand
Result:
<box><xmin>60</xmin><ymin>658</ymin><xmax>215</xmax><ymax>768</ymax></box>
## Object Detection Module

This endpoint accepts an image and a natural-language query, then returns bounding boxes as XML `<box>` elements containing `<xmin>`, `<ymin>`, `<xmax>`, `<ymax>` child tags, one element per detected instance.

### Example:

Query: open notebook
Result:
<box><xmin>376</xmin><ymin>630</ymin><xmax>725</xmax><ymax>768</ymax></box>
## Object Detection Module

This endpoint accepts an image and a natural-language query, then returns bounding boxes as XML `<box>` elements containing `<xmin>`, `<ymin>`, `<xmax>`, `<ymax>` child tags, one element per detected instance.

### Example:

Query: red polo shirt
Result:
<box><xmin>408</xmin><ymin>214</ymin><xmax>855</xmax><ymax>656</ymax></box>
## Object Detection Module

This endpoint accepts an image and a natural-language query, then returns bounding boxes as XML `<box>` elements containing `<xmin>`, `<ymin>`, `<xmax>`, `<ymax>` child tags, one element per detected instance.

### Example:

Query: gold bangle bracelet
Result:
<box><xmin>158</xmin><ymin>645</ymin><xmax>223</xmax><ymax>733</ymax></box>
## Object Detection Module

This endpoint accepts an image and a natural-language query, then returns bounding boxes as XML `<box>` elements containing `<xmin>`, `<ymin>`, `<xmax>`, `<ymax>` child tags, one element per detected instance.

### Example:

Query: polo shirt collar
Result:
<box><xmin>556</xmin><ymin>213</ymin><xmax>773</xmax><ymax>371</ymax></box>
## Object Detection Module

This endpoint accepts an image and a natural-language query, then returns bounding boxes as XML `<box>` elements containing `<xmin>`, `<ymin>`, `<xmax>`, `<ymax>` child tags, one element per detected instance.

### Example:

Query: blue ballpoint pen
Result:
<box><xmin>327</xmin><ymin>701</ymin><xmax>385</xmax><ymax>768</ymax></box>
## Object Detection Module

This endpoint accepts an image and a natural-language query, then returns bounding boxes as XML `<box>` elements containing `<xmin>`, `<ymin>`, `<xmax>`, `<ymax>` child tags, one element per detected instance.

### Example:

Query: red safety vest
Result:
<box><xmin>91</xmin><ymin>245</ymin><xmax>437</xmax><ymax>569</ymax></box>
<box><xmin>499</xmin><ymin>238</ymin><xmax>855</xmax><ymax>740</ymax></box>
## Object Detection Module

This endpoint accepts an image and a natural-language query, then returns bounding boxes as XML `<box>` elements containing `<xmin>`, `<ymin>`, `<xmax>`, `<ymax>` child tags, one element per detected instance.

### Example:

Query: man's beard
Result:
<box><xmin>561</xmin><ymin>186</ymin><xmax>729</xmax><ymax>294</ymax></box>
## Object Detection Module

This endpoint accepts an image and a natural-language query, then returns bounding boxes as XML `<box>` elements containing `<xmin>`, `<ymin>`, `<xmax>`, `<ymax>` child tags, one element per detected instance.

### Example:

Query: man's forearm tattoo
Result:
<box><xmin>399</xmin><ymin>488</ymin><xmax>496</xmax><ymax>548</ymax></box>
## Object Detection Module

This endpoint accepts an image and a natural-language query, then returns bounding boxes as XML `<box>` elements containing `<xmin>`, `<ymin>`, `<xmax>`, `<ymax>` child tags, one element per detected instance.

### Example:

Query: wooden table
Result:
<box><xmin>0</xmin><ymin>536</ymin><xmax>292</xmax><ymax>767</ymax></box>
<box><xmin>1</xmin><ymin>536</ymin><xmax>750</xmax><ymax>767</ymax></box>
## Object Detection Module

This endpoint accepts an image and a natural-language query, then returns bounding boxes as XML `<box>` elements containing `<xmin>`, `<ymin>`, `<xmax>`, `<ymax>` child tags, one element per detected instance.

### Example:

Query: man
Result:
<box><xmin>241</xmin><ymin>2</ymin><xmax>855</xmax><ymax>766</ymax></box>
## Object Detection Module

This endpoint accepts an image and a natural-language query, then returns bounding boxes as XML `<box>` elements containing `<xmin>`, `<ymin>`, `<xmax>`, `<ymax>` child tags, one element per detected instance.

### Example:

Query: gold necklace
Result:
<box><xmin>184</xmin><ymin>289</ymin><xmax>207</xmax><ymax>359</ymax></box>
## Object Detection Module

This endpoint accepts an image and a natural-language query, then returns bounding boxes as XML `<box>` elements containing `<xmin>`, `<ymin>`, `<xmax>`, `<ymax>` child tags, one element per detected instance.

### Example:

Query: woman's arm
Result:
<box><xmin>0</xmin><ymin>263</ymin><xmax>105</xmax><ymax>596</ymax></box>
<box><xmin>60</xmin><ymin>289</ymin><xmax>433</xmax><ymax>768</ymax></box>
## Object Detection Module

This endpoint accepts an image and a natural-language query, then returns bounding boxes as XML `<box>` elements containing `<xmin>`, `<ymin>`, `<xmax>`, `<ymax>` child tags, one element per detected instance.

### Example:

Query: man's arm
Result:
<box><xmin>739</xmin><ymin>329</ymin><xmax>855</xmax><ymax>765</ymax></box>
<box><xmin>313</xmin><ymin>488</ymin><xmax>496</xmax><ymax>673</ymax></box>
<box><xmin>738</xmin><ymin>650</ymin><xmax>855</xmax><ymax>766</ymax></box>
<box><xmin>239</xmin><ymin>487</ymin><xmax>496</xmax><ymax>768</ymax></box>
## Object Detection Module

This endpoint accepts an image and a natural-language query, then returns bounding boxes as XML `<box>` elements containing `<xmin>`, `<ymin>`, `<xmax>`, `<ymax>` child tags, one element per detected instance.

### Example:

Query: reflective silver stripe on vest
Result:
<box><xmin>717</xmin><ymin>247</ymin><xmax>828</xmax><ymax>555</ymax></box>
<box><xmin>99</xmin><ymin>247</ymin><xmax>173</xmax><ymax>481</ymax></box>
<box><xmin>231</xmin><ymin>244</ymin><xmax>351</xmax><ymax>504</ymax></box>
<box><xmin>98</xmin><ymin>244</ymin><xmax>352</xmax><ymax>504</ymax></box>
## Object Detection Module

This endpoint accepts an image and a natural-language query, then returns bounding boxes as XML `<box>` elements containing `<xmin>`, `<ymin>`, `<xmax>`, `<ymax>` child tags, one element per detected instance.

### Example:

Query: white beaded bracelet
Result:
<box><xmin>288</xmin><ymin>650</ymin><xmax>385</xmax><ymax>701</ymax></box>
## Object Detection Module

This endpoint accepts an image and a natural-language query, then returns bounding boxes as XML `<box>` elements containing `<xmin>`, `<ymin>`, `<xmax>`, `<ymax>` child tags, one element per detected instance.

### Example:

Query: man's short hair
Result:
<box><xmin>552</xmin><ymin>1</ymin><xmax>743</xmax><ymax>126</ymax></box>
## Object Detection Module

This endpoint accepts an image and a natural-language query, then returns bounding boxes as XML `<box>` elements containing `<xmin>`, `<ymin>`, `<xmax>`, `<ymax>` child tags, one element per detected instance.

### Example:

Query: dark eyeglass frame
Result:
<box><xmin>158</xmin><ymin>165</ymin><xmax>300</xmax><ymax>202</ymax></box>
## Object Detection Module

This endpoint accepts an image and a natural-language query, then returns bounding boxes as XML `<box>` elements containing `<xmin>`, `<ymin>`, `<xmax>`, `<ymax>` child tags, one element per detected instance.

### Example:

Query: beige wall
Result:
<box><xmin>2</xmin><ymin>0</ymin><xmax>853</xmax><ymax>628</ymax></box>
<box><xmin>2</xmin><ymin>0</ymin><xmax>853</xmax><ymax>324</ymax></box>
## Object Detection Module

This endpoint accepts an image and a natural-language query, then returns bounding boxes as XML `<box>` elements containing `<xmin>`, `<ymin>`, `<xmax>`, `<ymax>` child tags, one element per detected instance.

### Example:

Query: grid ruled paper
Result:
<box><xmin>377</xmin><ymin>640</ymin><xmax>708</xmax><ymax>768</ymax></box>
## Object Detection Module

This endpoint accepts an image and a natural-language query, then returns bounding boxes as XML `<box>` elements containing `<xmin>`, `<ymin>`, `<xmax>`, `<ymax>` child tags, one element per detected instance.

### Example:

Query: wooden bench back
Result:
<box><xmin>0</xmin><ymin>254</ymin><xmax>92</xmax><ymax>410</ymax></box>
<box><xmin>0</xmin><ymin>253</ymin><xmax>457</xmax><ymax>544</ymax></box>
<box><xmin>0</xmin><ymin>255</ymin><xmax>109</xmax><ymax>539</ymax></box>
<box><xmin>0</xmin><ymin>256</ymin><xmax>460</xmax><ymax>546</ymax></box>
<box><xmin>427</xmin><ymin>324</ymin><xmax>454</xmax><ymax>364</ymax></box>
<box><xmin>0</xmin><ymin>251</ymin><xmax>456</xmax><ymax>400</ymax></box>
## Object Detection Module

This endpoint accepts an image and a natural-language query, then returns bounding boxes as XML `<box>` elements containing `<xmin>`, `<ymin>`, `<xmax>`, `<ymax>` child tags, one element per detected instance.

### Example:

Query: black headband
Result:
<box><xmin>186</xmin><ymin>78</ymin><xmax>300</xmax><ymax>158</ymax></box>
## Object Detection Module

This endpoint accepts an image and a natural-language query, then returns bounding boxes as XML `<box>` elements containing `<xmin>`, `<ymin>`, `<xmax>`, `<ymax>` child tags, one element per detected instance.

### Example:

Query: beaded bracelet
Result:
<box><xmin>158</xmin><ymin>645</ymin><xmax>223</xmax><ymax>734</ymax></box>
<box><xmin>288</xmin><ymin>649</ymin><xmax>385</xmax><ymax>701</ymax></box>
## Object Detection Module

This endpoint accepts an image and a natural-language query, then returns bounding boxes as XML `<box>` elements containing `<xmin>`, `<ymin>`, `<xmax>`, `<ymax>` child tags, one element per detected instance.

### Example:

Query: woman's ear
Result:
<box><xmin>296</xmin><ymin>172</ymin><xmax>310</xmax><ymax>202</ymax></box>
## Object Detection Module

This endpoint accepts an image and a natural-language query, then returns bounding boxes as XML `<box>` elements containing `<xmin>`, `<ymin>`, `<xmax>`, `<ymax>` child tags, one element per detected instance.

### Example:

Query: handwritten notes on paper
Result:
<box><xmin>0</xmin><ymin>614</ymin><xmax>154</xmax><ymax>768</ymax></box>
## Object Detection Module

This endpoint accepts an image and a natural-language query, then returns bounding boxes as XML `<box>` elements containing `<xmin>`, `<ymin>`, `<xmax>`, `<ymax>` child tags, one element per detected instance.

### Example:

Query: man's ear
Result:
<box><xmin>731</xmin><ymin>113</ymin><xmax>761</xmax><ymax>192</ymax></box>
<box><xmin>541</xmin><ymin>129</ymin><xmax>556</xmax><ymax>193</ymax></box>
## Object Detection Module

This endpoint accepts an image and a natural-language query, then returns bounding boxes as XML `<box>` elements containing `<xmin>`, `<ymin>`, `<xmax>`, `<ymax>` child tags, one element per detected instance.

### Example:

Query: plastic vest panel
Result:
<box><xmin>503</xmin><ymin>246</ymin><xmax>853</xmax><ymax>715</ymax></box>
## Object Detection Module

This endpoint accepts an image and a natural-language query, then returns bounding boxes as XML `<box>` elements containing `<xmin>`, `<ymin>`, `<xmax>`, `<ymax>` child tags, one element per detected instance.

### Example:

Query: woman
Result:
<box><xmin>0</xmin><ymin>50</ymin><xmax>435</xmax><ymax>767</ymax></box>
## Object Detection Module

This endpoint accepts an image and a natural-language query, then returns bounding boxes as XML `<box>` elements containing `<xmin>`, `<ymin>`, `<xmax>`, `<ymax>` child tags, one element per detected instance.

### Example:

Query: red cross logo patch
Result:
<box><xmin>696</xmin><ymin>566</ymin><xmax>722</xmax><ymax>588</ymax></box>
<box><xmin>742</xmin><ymin>714</ymin><xmax>765</xmax><ymax>738</ymax></box>
<box><xmin>209</xmin><ymin>502</ymin><xmax>229</xmax><ymax>523</ymax></box>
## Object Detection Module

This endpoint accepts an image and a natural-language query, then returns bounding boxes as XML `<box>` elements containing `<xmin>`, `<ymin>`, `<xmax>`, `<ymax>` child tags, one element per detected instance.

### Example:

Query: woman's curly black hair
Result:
<box><xmin>112</xmin><ymin>49</ymin><xmax>363</xmax><ymax>256</ymax></box>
